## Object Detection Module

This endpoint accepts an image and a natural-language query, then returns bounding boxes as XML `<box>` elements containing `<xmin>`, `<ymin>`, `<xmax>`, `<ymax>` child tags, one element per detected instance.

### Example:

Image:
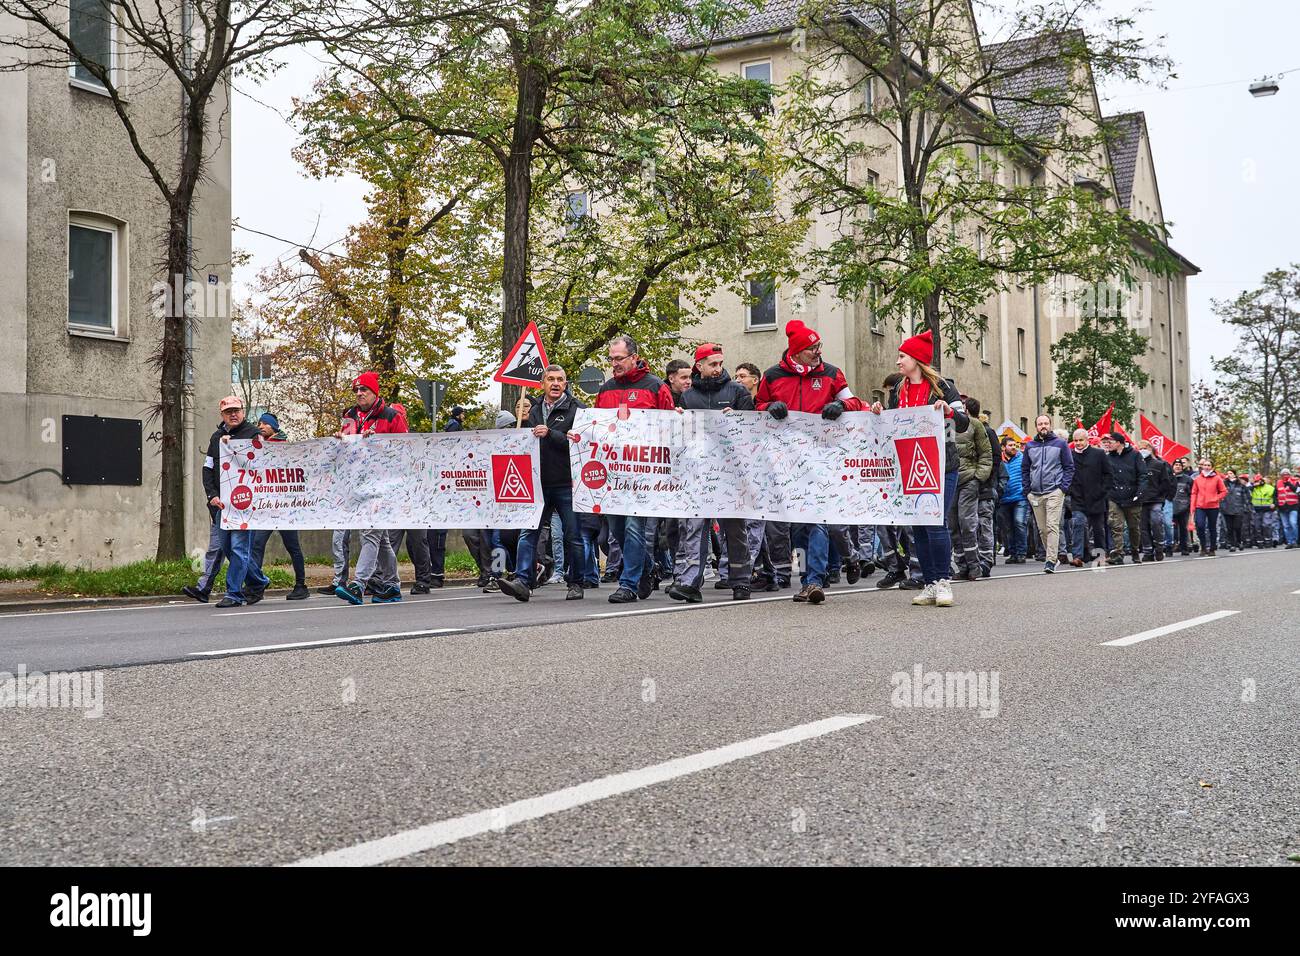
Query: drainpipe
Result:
<box><xmin>1032</xmin><ymin>284</ymin><xmax>1042</xmax><ymax>412</ymax></box>
<box><xmin>1167</xmin><ymin>274</ymin><xmax>1176</xmax><ymax>442</ymax></box>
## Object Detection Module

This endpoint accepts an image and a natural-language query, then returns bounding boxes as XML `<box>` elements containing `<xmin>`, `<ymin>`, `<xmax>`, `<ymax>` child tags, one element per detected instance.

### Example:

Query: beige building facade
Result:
<box><xmin>684</xmin><ymin>5</ymin><xmax>1197</xmax><ymax>442</ymax></box>
<box><xmin>1</xmin><ymin>10</ymin><xmax>232</xmax><ymax>567</ymax></box>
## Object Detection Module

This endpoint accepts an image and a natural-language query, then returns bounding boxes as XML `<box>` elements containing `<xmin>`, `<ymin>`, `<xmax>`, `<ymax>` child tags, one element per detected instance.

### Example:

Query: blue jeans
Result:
<box><xmin>516</xmin><ymin>485</ymin><xmax>583</xmax><ymax>588</ymax></box>
<box><xmin>219</xmin><ymin>527</ymin><xmax>269</xmax><ymax>602</ymax></box>
<box><xmin>1070</xmin><ymin>510</ymin><xmax>1107</xmax><ymax>560</ymax></box>
<box><xmin>606</xmin><ymin>514</ymin><xmax>649</xmax><ymax>592</ymax></box>
<box><xmin>1280</xmin><ymin>508</ymin><xmax>1299</xmax><ymax>546</ymax></box>
<box><xmin>791</xmin><ymin>523</ymin><xmax>829</xmax><ymax>588</ymax></box>
<box><xmin>1194</xmin><ymin>508</ymin><xmax>1220</xmax><ymax>551</ymax></box>
<box><xmin>998</xmin><ymin>499</ymin><xmax>1028</xmax><ymax>558</ymax></box>
<box><xmin>914</xmin><ymin>470</ymin><xmax>959</xmax><ymax>584</ymax></box>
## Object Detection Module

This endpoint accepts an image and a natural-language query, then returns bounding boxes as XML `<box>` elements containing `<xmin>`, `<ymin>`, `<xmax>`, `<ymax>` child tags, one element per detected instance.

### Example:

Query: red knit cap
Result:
<box><xmin>693</xmin><ymin>343</ymin><xmax>722</xmax><ymax>366</ymax></box>
<box><xmin>899</xmin><ymin>329</ymin><xmax>934</xmax><ymax>366</ymax></box>
<box><xmin>785</xmin><ymin>320</ymin><xmax>820</xmax><ymax>356</ymax></box>
<box><xmin>353</xmin><ymin>370</ymin><xmax>380</xmax><ymax>395</ymax></box>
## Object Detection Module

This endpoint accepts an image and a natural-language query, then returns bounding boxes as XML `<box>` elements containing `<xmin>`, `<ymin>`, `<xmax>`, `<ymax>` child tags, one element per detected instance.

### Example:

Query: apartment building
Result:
<box><xmin>683</xmin><ymin>2</ymin><xmax>1197</xmax><ymax>441</ymax></box>
<box><xmin>1</xmin><ymin>8</ymin><xmax>232</xmax><ymax>567</ymax></box>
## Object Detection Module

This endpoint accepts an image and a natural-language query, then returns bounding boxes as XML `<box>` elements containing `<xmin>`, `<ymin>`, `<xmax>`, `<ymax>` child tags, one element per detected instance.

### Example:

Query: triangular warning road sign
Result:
<box><xmin>494</xmin><ymin>322</ymin><xmax>550</xmax><ymax>387</ymax></box>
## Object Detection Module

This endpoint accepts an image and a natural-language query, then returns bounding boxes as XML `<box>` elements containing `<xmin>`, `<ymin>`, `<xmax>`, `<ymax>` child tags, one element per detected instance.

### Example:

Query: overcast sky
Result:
<box><xmin>230</xmin><ymin>0</ymin><xmax>1300</xmax><ymax>388</ymax></box>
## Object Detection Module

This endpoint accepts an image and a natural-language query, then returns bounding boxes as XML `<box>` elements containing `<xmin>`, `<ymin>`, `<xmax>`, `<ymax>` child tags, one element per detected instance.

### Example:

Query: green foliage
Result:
<box><xmin>0</xmin><ymin>561</ymin><xmax>293</xmax><ymax>597</ymax></box>
<box><xmin>1045</xmin><ymin>303</ymin><xmax>1150</xmax><ymax>425</ymax></box>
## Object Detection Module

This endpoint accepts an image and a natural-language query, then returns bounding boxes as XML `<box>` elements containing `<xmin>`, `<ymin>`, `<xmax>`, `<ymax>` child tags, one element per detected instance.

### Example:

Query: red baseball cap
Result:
<box><xmin>693</xmin><ymin>343</ymin><xmax>722</xmax><ymax>365</ymax></box>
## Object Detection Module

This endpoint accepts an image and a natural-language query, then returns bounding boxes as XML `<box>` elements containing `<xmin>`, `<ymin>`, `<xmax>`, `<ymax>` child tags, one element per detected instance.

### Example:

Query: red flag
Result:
<box><xmin>1140</xmin><ymin>414</ymin><xmax>1191</xmax><ymax>463</ymax></box>
<box><xmin>1085</xmin><ymin>404</ymin><xmax>1114</xmax><ymax>446</ymax></box>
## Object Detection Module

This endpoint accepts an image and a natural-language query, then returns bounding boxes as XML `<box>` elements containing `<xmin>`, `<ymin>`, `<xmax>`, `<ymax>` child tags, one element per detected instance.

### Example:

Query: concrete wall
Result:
<box><xmin>1</xmin><ymin>20</ymin><xmax>231</xmax><ymax>568</ymax></box>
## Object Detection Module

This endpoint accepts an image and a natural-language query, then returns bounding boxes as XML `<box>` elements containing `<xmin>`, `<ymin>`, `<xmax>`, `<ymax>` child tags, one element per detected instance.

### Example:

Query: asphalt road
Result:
<box><xmin>1</xmin><ymin>547</ymin><xmax>1297</xmax><ymax>865</ymax></box>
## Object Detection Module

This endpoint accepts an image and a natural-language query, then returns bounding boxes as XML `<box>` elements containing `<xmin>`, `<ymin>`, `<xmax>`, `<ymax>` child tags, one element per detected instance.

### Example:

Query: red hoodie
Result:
<box><xmin>755</xmin><ymin>353</ymin><xmax>862</xmax><ymax>414</ymax></box>
<box><xmin>342</xmin><ymin>398</ymin><xmax>408</xmax><ymax>435</ymax></box>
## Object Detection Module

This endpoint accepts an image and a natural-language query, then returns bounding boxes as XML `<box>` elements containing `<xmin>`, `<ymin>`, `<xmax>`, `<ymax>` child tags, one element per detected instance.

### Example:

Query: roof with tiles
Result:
<box><xmin>1103</xmin><ymin>111</ymin><xmax>1145</xmax><ymax>209</ymax></box>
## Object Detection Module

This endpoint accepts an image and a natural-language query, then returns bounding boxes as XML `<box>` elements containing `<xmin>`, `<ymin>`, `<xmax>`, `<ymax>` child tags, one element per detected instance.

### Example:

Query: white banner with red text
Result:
<box><xmin>219</xmin><ymin>432</ymin><xmax>543</xmax><ymax>530</ymax></box>
<box><xmin>568</xmin><ymin>407</ymin><xmax>947</xmax><ymax>524</ymax></box>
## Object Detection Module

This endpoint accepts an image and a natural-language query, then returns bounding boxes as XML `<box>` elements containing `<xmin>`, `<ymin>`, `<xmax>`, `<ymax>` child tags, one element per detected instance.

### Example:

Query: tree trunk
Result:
<box><xmin>925</xmin><ymin>291</ymin><xmax>942</xmax><ymax>373</ymax></box>
<box><xmin>499</xmin><ymin>21</ymin><xmax>547</xmax><ymax>412</ymax></box>
<box><xmin>155</xmin><ymin>199</ymin><xmax>189</xmax><ymax>561</ymax></box>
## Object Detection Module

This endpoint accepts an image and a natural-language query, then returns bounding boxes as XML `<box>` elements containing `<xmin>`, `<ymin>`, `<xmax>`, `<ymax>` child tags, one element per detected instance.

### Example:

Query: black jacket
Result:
<box><xmin>979</xmin><ymin>423</ymin><xmax>1003</xmax><ymax>501</ymax></box>
<box><xmin>1220</xmin><ymin>481</ymin><xmax>1252</xmax><ymax>516</ymax></box>
<box><xmin>528</xmin><ymin>391</ymin><xmax>586</xmax><ymax>487</ymax></box>
<box><xmin>681</xmin><ymin>369</ymin><xmax>755</xmax><ymax>412</ymax></box>
<box><xmin>888</xmin><ymin>377</ymin><xmax>970</xmax><ymax>475</ymax></box>
<box><xmin>1171</xmin><ymin>471</ymin><xmax>1194</xmax><ymax>514</ymax></box>
<box><xmin>1105</xmin><ymin>445</ymin><xmax>1145</xmax><ymax>506</ymax></box>
<box><xmin>202</xmin><ymin>418</ymin><xmax>260</xmax><ymax>513</ymax></box>
<box><xmin>1137</xmin><ymin>454</ymin><xmax>1173</xmax><ymax>504</ymax></box>
<box><xmin>1068</xmin><ymin>446</ymin><xmax>1110</xmax><ymax>516</ymax></box>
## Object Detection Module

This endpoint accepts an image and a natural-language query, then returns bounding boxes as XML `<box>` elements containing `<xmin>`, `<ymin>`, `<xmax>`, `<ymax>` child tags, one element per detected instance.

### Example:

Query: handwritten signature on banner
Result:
<box><xmin>567</xmin><ymin>407</ymin><xmax>946</xmax><ymax>525</ymax></box>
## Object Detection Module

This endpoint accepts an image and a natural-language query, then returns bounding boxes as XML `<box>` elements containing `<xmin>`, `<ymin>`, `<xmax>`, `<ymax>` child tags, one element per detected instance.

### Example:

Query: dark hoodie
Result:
<box><xmin>681</xmin><ymin>368</ymin><xmax>754</xmax><ymax>412</ymax></box>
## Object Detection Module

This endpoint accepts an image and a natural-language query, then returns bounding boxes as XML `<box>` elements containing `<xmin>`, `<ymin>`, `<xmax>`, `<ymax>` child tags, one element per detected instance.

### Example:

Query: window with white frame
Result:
<box><xmin>866</xmin><ymin>169</ymin><xmax>880</xmax><ymax>219</ymax></box>
<box><xmin>233</xmin><ymin>355</ymin><xmax>273</xmax><ymax>383</ymax></box>
<box><xmin>742</xmin><ymin>60</ymin><xmax>773</xmax><ymax>113</ymax></box>
<box><xmin>978</xmin><ymin>315</ymin><xmax>989</xmax><ymax>362</ymax></box>
<box><xmin>863</xmin><ymin>74</ymin><xmax>875</xmax><ymax>113</ymax></box>
<box><xmin>68</xmin><ymin>215</ymin><xmax>120</xmax><ymax>333</ymax></box>
<box><xmin>565</xmin><ymin>190</ymin><xmax>589</xmax><ymax>231</ymax></box>
<box><xmin>975</xmin><ymin>228</ymin><xmax>985</xmax><ymax>259</ymax></box>
<box><xmin>69</xmin><ymin>0</ymin><xmax>115</xmax><ymax>88</ymax></box>
<box><xmin>745</xmin><ymin>277</ymin><xmax>776</xmax><ymax>330</ymax></box>
<box><xmin>868</xmin><ymin>283</ymin><xmax>883</xmax><ymax>334</ymax></box>
<box><xmin>1016</xmin><ymin>328</ymin><xmax>1026</xmax><ymax>373</ymax></box>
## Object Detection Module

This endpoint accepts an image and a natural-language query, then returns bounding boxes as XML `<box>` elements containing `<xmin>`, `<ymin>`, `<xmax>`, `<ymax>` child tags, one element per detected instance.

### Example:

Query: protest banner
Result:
<box><xmin>569</xmin><ymin>407</ymin><xmax>947</xmax><ymax>524</ymax></box>
<box><xmin>219</xmin><ymin>431</ymin><xmax>543</xmax><ymax>530</ymax></box>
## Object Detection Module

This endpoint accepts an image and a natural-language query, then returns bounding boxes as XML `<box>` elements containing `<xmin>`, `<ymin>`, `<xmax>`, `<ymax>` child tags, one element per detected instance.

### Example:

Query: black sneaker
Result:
<box><xmin>582</xmin><ymin>580</ymin><xmax>599</xmax><ymax>589</ymax></box>
<box><xmin>898</xmin><ymin>577</ymin><xmax>924</xmax><ymax>590</ymax></box>
<box><xmin>600</xmin><ymin>569</ymin><xmax>620</xmax><ymax>583</ymax></box>
<box><xmin>732</xmin><ymin>586</ymin><xmax>751</xmax><ymax>601</ymax></box>
<box><xmin>371</xmin><ymin>585</ymin><xmax>403</xmax><ymax>604</ymax></box>
<box><xmin>214</xmin><ymin>596</ymin><xmax>243</xmax><ymax>608</ymax></box>
<box><xmin>182</xmin><ymin>585</ymin><xmax>209</xmax><ymax>604</ymax></box>
<box><xmin>845</xmin><ymin>561</ymin><xmax>862</xmax><ymax>585</ymax></box>
<box><xmin>566</xmin><ymin>585</ymin><xmax>584</xmax><ymax>600</ymax></box>
<box><xmin>245</xmin><ymin>588</ymin><xmax>264</xmax><ymax>606</ymax></box>
<box><xmin>608</xmin><ymin>588</ymin><xmax>637</xmax><ymax>604</ymax></box>
<box><xmin>666</xmin><ymin>584</ymin><xmax>703</xmax><ymax>604</ymax></box>
<box><xmin>876</xmin><ymin>570</ymin><xmax>904</xmax><ymax>589</ymax></box>
<box><xmin>498</xmin><ymin>577</ymin><xmax>531</xmax><ymax>602</ymax></box>
<box><xmin>827</xmin><ymin>570</ymin><xmax>841</xmax><ymax>584</ymax></box>
<box><xmin>482</xmin><ymin>578</ymin><xmax>502</xmax><ymax>593</ymax></box>
<box><xmin>317</xmin><ymin>585</ymin><xmax>338</xmax><ymax>595</ymax></box>
<box><xmin>430</xmin><ymin>578</ymin><xmax>445</xmax><ymax>589</ymax></box>
<box><xmin>713</xmin><ymin>579</ymin><xmax>731</xmax><ymax>590</ymax></box>
<box><xmin>335</xmin><ymin>583</ymin><xmax>364</xmax><ymax>605</ymax></box>
<box><xmin>287</xmin><ymin>584</ymin><xmax>310</xmax><ymax>600</ymax></box>
<box><xmin>410</xmin><ymin>584</ymin><xmax>431</xmax><ymax>595</ymax></box>
<box><xmin>636</xmin><ymin>576</ymin><xmax>654</xmax><ymax>600</ymax></box>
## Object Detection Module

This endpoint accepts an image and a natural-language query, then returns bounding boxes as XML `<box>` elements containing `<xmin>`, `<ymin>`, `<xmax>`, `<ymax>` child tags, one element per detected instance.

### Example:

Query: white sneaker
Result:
<box><xmin>547</xmin><ymin>571</ymin><xmax>565</xmax><ymax>586</ymax></box>
<box><xmin>912</xmin><ymin>583</ymin><xmax>937</xmax><ymax>606</ymax></box>
<box><xmin>703</xmin><ymin>566</ymin><xmax>717</xmax><ymax>581</ymax></box>
<box><xmin>934</xmin><ymin>579</ymin><xmax>954</xmax><ymax>607</ymax></box>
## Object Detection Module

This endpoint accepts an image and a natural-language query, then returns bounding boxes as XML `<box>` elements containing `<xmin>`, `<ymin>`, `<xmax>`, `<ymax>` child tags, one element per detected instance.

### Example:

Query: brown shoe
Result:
<box><xmin>795</xmin><ymin>584</ymin><xmax>825</xmax><ymax>605</ymax></box>
<box><xmin>1070</xmin><ymin>557</ymin><xmax>1083</xmax><ymax>568</ymax></box>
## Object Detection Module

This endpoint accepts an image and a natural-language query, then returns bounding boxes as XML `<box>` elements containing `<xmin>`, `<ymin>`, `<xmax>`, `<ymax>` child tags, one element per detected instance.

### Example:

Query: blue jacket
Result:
<box><xmin>1021</xmin><ymin>432</ymin><xmax>1076</xmax><ymax>495</ymax></box>
<box><xmin>1000</xmin><ymin>453</ymin><xmax>1026</xmax><ymax>503</ymax></box>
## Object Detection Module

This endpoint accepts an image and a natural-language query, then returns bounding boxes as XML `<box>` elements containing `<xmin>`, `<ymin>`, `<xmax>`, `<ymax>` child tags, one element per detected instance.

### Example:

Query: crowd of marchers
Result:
<box><xmin>184</xmin><ymin>322</ymin><xmax>1300</xmax><ymax>611</ymax></box>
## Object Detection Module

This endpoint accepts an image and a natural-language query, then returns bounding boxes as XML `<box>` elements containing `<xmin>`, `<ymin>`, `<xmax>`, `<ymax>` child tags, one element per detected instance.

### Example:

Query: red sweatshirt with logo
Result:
<box><xmin>755</xmin><ymin>353</ymin><xmax>862</xmax><ymax>414</ymax></box>
<box><xmin>594</xmin><ymin>363</ymin><xmax>675</xmax><ymax>410</ymax></box>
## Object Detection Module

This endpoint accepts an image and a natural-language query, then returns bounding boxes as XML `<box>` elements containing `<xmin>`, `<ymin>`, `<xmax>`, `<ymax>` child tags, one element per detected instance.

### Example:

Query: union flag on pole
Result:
<box><xmin>1140</xmin><ymin>414</ymin><xmax>1191</xmax><ymax>463</ymax></box>
<box><xmin>1083</xmin><ymin>404</ymin><xmax>1114</xmax><ymax>446</ymax></box>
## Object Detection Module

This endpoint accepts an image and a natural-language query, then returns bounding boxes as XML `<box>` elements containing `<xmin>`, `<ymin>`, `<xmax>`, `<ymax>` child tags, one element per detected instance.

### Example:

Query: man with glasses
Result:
<box><xmin>333</xmin><ymin>371</ymin><xmax>409</xmax><ymax>606</ymax></box>
<box><xmin>593</xmin><ymin>334</ymin><xmax>675</xmax><ymax>603</ymax></box>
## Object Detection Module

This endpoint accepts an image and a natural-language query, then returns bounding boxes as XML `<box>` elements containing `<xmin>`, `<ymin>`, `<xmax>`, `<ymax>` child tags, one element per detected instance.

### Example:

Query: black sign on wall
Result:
<box><xmin>62</xmin><ymin>415</ymin><xmax>143</xmax><ymax>486</ymax></box>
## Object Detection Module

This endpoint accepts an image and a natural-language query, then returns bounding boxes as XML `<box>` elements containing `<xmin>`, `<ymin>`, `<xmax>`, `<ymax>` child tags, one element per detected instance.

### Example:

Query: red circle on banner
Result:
<box><xmin>222</xmin><ymin>462</ymin><xmax>230</xmax><ymax>471</ymax></box>
<box><xmin>467</xmin><ymin>452</ymin><xmax>474</xmax><ymax>459</ymax></box>
<box><xmin>239</xmin><ymin>522</ymin><xmax>248</xmax><ymax>531</ymax></box>
<box><xmin>882</xmin><ymin>492</ymin><xmax>888</xmax><ymax>500</ymax></box>
<box><xmin>841</xmin><ymin>474</ymin><xmax>848</xmax><ymax>481</ymax></box>
<box><xmin>581</xmin><ymin>460</ymin><xmax>608</xmax><ymax>490</ymax></box>
<box><xmin>246</xmin><ymin>451</ymin><xmax>255</xmax><ymax>460</ymax></box>
<box><xmin>593</xmin><ymin>504</ymin><xmax>601</xmax><ymax>514</ymax></box>
<box><xmin>229</xmin><ymin>485</ymin><xmax>253</xmax><ymax>510</ymax></box>
<box><xmin>252</xmin><ymin>438</ymin><xmax>263</xmax><ymax>449</ymax></box>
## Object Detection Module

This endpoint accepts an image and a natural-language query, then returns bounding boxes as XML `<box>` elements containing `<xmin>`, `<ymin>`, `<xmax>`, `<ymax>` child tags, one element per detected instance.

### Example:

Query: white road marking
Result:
<box><xmin>189</xmin><ymin>628</ymin><xmax>462</xmax><ymax>656</ymax></box>
<box><xmin>0</xmin><ymin>589</ymin><xmax>489</xmax><ymax>620</ymax></box>
<box><xmin>1100</xmin><ymin>610</ymin><xmax>1239</xmax><ymax>647</ymax></box>
<box><xmin>288</xmin><ymin>713</ymin><xmax>878</xmax><ymax>867</ymax></box>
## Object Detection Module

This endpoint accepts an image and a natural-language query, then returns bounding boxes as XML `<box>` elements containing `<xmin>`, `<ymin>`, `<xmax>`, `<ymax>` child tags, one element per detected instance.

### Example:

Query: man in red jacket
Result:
<box><xmin>334</xmin><ymin>371</ymin><xmax>408</xmax><ymax>605</ymax></box>
<box><xmin>595</xmin><ymin>334</ymin><xmax>675</xmax><ymax>604</ymax></box>
<box><xmin>756</xmin><ymin>320</ymin><xmax>863</xmax><ymax>605</ymax></box>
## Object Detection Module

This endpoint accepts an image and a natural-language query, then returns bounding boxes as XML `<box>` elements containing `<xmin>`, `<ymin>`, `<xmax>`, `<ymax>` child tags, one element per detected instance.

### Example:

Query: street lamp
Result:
<box><xmin>1249</xmin><ymin>76</ymin><xmax>1281</xmax><ymax>97</ymax></box>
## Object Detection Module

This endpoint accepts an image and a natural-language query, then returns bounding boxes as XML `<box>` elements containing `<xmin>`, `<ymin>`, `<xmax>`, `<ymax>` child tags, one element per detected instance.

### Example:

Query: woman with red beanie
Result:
<box><xmin>870</xmin><ymin>328</ymin><xmax>970</xmax><ymax>608</ymax></box>
<box><xmin>756</xmin><ymin>319</ymin><xmax>862</xmax><ymax>605</ymax></box>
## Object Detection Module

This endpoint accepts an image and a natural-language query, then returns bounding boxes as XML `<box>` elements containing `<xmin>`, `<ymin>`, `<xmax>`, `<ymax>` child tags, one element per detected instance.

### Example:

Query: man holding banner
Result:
<box><xmin>756</xmin><ymin>319</ymin><xmax>863</xmax><ymax>605</ymax></box>
<box><xmin>499</xmin><ymin>365</ymin><xmax>587</xmax><ymax>602</ymax></box>
<box><xmin>595</xmin><ymin>334</ymin><xmax>676</xmax><ymax>604</ymax></box>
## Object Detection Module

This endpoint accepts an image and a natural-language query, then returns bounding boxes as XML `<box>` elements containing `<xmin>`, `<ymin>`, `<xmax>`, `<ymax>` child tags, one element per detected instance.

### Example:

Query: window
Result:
<box><xmin>978</xmin><ymin>316</ymin><xmax>989</xmax><ymax>363</ymax></box>
<box><xmin>976</xmin><ymin>228</ymin><xmax>985</xmax><ymax>259</ymax></box>
<box><xmin>866</xmin><ymin>169</ymin><xmax>880</xmax><ymax>219</ymax></box>
<box><xmin>69</xmin><ymin>0</ymin><xmax>114</xmax><ymax>89</ymax></box>
<box><xmin>1019</xmin><ymin>417</ymin><xmax>1028</xmax><ymax>434</ymax></box>
<box><xmin>1158</xmin><ymin>322</ymin><xmax>1166</xmax><ymax>352</ymax></box>
<box><xmin>742</xmin><ymin>60</ymin><xmax>773</xmax><ymax>113</ymax></box>
<box><xmin>953</xmin><ymin>331</ymin><xmax>964</xmax><ymax>359</ymax></box>
<box><xmin>1161</xmin><ymin>383</ymin><xmax>1168</xmax><ymax>414</ymax></box>
<box><xmin>745</xmin><ymin>277</ymin><xmax>776</xmax><ymax>330</ymax></box>
<box><xmin>68</xmin><ymin>217</ymin><xmax>119</xmax><ymax>333</ymax></box>
<box><xmin>867</xmin><ymin>283</ymin><xmax>883</xmax><ymax>334</ymax></box>
<box><xmin>233</xmin><ymin>355</ymin><xmax>273</xmax><ymax>383</ymax></box>
<box><xmin>863</xmin><ymin>75</ymin><xmax>875</xmax><ymax>113</ymax></box>
<box><xmin>1016</xmin><ymin>328</ymin><xmax>1026</xmax><ymax>373</ymax></box>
